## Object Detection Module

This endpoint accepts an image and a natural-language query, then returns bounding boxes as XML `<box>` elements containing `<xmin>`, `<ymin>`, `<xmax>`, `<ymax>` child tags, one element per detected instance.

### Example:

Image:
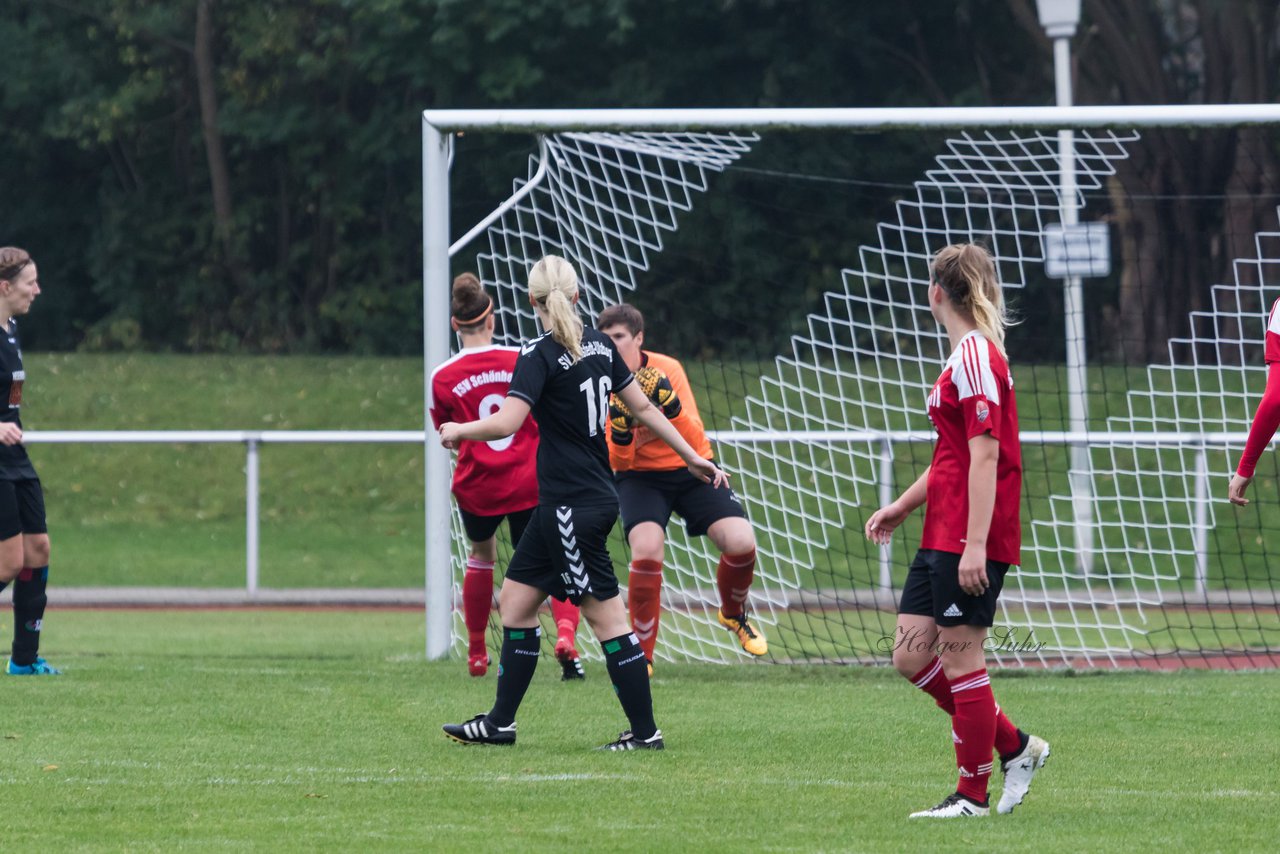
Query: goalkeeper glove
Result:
<box><xmin>608</xmin><ymin>395</ymin><xmax>636</xmax><ymax>446</ymax></box>
<box><xmin>635</xmin><ymin>365</ymin><xmax>682</xmax><ymax>419</ymax></box>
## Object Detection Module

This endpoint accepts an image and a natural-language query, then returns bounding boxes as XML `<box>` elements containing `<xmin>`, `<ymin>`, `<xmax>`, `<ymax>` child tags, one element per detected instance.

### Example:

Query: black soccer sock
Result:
<box><xmin>602</xmin><ymin>632</ymin><xmax>658</xmax><ymax>740</ymax></box>
<box><xmin>11</xmin><ymin>567</ymin><xmax>48</xmax><ymax>667</ymax></box>
<box><xmin>487</xmin><ymin>625</ymin><xmax>542</xmax><ymax>727</ymax></box>
<box><xmin>0</xmin><ymin>579</ymin><xmax>8</xmax><ymax>595</ymax></box>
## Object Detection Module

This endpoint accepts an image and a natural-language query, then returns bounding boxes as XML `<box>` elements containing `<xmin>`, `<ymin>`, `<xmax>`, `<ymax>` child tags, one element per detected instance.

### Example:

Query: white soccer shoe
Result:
<box><xmin>997</xmin><ymin>734</ymin><xmax>1050</xmax><ymax>814</ymax></box>
<box><xmin>908</xmin><ymin>793</ymin><xmax>990</xmax><ymax>819</ymax></box>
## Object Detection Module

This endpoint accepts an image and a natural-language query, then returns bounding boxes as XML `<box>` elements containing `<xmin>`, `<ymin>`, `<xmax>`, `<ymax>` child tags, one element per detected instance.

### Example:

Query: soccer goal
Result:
<box><xmin>424</xmin><ymin>106</ymin><xmax>1280</xmax><ymax>669</ymax></box>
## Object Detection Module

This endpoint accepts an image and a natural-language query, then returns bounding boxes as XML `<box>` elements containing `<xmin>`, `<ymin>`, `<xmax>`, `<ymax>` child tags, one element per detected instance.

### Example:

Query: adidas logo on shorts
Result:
<box><xmin>943</xmin><ymin>603</ymin><xmax>963</xmax><ymax>618</ymax></box>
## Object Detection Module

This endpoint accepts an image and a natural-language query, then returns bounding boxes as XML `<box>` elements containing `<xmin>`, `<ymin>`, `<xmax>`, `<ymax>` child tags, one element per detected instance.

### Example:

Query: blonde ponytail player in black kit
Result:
<box><xmin>440</xmin><ymin>255</ymin><xmax>727</xmax><ymax>751</ymax></box>
<box><xmin>0</xmin><ymin>248</ymin><xmax>58</xmax><ymax>676</ymax></box>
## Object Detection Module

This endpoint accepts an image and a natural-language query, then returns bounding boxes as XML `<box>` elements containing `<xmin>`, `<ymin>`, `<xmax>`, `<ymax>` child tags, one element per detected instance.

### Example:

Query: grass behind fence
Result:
<box><xmin>24</xmin><ymin>352</ymin><xmax>1280</xmax><ymax>591</ymax></box>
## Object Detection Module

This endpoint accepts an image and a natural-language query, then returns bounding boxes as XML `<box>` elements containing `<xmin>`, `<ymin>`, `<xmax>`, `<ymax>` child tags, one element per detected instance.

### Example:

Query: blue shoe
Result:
<box><xmin>5</xmin><ymin>657</ymin><xmax>62</xmax><ymax>675</ymax></box>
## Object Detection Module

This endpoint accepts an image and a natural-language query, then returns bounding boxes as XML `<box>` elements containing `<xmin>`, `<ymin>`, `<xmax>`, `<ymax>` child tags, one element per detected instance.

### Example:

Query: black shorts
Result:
<box><xmin>0</xmin><ymin>478</ymin><xmax>47</xmax><ymax>541</ymax></box>
<box><xmin>458</xmin><ymin>506</ymin><xmax>534</xmax><ymax>547</ymax></box>
<box><xmin>898</xmin><ymin>549</ymin><xmax>1009</xmax><ymax>628</ymax></box>
<box><xmin>615</xmin><ymin>469</ymin><xmax>746</xmax><ymax>538</ymax></box>
<box><xmin>505</xmin><ymin>503</ymin><xmax>621</xmax><ymax>605</ymax></box>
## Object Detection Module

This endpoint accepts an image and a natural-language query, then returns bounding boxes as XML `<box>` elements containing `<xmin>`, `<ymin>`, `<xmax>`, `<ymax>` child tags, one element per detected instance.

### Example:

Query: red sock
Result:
<box><xmin>716</xmin><ymin>548</ymin><xmax>756</xmax><ymax>617</ymax></box>
<box><xmin>950</xmin><ymin>668</ymin><xmax>996</xmax><ymax>803</ymax></box>
<box><xmin>462</xmin><ymin>558</ymin><xmax>494</xmax><ymax>655</ymax></box>
<box><xmin>627</xmin><ymin>560</ymin><xmax>664</xmax><ymax>662</ymax></box>
<box><xmin>993</xmin><ymin>703</ymin><xmax>1022</xmax><ymax>757</ymax></box>
<box><xmin>909</xmin><ymin>657</ymin><xmax>955</xmax><ymax>715</ymax></box>
<box><xmin>910</xmin><ymin>657</ymin><xmax>1022</xmax><ymax>759</ymax></box>
<box><xmin>549</xmin><ymin>597</ymin><xmax>581</xmax><ymax>652</ymax></box>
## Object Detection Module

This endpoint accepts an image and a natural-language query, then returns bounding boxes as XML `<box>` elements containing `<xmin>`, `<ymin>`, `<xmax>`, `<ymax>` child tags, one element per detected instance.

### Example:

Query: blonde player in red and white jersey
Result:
<box><xmin>429</xmin><ymin>273</ymin><xmax>584</xmax><ymax>680</ymax></box>
<box><xmin>1229</xmin><ymin>297</ymin><xmax>1280</xmax><ymax>505</ymax></box>
<box><xmin>864</xmin><ymin>244</ymin><xmax>1048</xmax><ymax>819</ymax></box>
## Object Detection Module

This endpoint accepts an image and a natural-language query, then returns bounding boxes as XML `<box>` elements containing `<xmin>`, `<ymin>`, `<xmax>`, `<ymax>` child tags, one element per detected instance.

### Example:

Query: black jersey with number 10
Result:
<box><xmin>0</xmin><ymin>320</ymin><xmax>38</xmax><ymax>481</ymax></box>
<box><xmin>507</xmin><ymin>327</ymin><xmax>634</xmax><ymax>507</ymax></box>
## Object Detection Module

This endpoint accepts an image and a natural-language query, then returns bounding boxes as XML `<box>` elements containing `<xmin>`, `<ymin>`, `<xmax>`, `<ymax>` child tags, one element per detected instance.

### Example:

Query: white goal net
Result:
<box><xmin>433</xmin><ymin>112</ymin><xmax>1280</xmax><ymax>669</ymax></box>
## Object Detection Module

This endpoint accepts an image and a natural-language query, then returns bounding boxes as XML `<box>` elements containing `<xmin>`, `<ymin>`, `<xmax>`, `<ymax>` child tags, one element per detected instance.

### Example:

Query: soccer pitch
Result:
<box><xmin>2</xmin><ymin>610</ymin><xmax>1277</xmax><ymax>852</ymax></box>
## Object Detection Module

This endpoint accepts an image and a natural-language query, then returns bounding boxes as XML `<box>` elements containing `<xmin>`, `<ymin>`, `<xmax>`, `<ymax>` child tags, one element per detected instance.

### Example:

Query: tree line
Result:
<box><xmin>1</xmin><ymin>0</ymin><xmax>1276</xmax><ymax>362</ymax></box>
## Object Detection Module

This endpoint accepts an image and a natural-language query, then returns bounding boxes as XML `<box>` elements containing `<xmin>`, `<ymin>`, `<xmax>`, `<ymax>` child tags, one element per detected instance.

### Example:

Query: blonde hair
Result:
<box><xmin>528</xmin><ymin>255</ymin><xmax>584</xmax><ymax>362</ymax></box>
<box><xmin>930</xmin><ymin>243</ymin><xmax>1014</xmax><ymax>358</ymax></box>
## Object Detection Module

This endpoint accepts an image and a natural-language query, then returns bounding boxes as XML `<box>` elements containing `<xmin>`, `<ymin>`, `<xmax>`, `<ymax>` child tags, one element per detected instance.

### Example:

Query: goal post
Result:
<box><xmin>423</xmin><ymin>105</ymin><xmax>1280</xmax><ymax>665</ymax></box>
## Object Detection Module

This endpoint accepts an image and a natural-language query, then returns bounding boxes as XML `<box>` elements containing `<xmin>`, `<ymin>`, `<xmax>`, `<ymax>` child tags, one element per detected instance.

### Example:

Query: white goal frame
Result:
<box><xmin>421</xmin><ymin>104</ymin><xmax>1280</xmax><ymax>660</ymax></box>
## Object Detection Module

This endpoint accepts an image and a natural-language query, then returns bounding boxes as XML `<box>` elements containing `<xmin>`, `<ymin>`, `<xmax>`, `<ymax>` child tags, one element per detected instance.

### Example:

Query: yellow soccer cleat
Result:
<box><xmin>717</xmin><ymin>610</ymin><xmax>768</xmax><ymax>656</ymax></box>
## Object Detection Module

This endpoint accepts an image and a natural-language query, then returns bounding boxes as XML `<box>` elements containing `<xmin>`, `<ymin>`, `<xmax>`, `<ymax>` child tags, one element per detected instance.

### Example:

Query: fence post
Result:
<box><xmin>246</xmin><ymin>436</ymin><xmax>260</xmax><ymax>596</ymax></box>
<box><xmin>1192</xmin><ymin>443</ymin><xmax>1210</xmax><ymax>598</ymax></box>
<box><xmin>877</xmin><ymin>437</ymin><xmax>895</xmax><ymax>593</ymax></box>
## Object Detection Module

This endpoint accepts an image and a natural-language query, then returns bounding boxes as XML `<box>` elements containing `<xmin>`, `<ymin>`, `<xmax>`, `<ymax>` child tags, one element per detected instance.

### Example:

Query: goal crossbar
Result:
<box><xmin>423</xmin><ymin>104</ymin><xmax>1280</xmax><ymax>133</ymax></box>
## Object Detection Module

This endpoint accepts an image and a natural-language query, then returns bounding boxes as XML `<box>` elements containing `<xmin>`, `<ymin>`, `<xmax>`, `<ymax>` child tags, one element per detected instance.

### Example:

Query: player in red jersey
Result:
<box><xmin>1229</xmin><ymin>296</ymin><xmax>1280</xmax><ymax>505</ymax></box>
<box><xmin>429</xmin><ymin>273</ymin><xmax>583</xmax><ymax>680</ymax></box>
<box><xmin>864</xmin><ymin>244</ymin><xmax>1048</xmax><ymax>819</ymax></box>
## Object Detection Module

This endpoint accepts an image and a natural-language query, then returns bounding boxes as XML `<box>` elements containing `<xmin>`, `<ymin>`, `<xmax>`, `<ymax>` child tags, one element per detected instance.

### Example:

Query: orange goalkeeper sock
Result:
<box><xmin>627</xmin><ymin>559</ymin><xmax>664</xmax><ymax>662</ymax></box>
<box><xmin>716</xmin><ymin>548</ymin><xmax>757</xmax><ymax>617</ymax></box>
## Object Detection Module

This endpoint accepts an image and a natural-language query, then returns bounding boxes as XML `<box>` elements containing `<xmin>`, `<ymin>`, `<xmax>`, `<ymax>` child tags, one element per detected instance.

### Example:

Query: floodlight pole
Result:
<box><xmin>1039</xmin><ymin>0</ymin><xmax>1094</xmax><ymax>574</ymax></box>
<box><xmin>423</xmin><ymin>118</ymin><xmax>454</xmax><ymax>660</ymax></box>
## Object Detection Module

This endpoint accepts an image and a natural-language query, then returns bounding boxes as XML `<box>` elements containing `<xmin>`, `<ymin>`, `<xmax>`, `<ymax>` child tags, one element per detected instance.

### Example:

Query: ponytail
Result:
<box><xmin>528</xmin><ymin>255</ymin><xmax>584</xmax><ymax>363</ymax></box>
<box><xmin>930</xmin><ymin>243</ymin><xmax>1014</xmax><ymax>358</ymax></box>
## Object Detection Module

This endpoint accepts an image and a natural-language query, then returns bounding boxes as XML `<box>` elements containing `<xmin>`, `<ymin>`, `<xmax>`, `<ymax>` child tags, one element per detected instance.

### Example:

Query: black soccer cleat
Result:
<box><xmin>908</xmin><ymin>792</ymin><xmax>990</xmax><ymax>819</ymax></box>
<box><xmin>442</xmin><ymin>714</ymin><xmax>516</xmax><ymax>746</ymax></box>
<box><xmin>596</xmin><ymin>729</ymin><xmax>664</xmax><ymax>751</ymax></box>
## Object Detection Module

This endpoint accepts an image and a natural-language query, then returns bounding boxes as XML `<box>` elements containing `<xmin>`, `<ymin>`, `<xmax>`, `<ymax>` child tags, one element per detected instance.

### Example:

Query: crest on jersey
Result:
<box><xmin>975</xmin><ymin>399</ymin><xmax>990</xmax><ymax>423</ymax></box>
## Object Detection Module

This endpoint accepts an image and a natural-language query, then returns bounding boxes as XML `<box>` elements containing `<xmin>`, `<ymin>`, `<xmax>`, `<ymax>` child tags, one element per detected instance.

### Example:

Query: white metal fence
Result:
<box><xmin>28</xmin><ymin>428</ymin><xmax>1249</xmax><ymax>597</ymax></box>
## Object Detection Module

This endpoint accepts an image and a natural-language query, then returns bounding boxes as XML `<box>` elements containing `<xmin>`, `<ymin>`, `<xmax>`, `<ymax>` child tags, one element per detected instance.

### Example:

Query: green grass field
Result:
<box><xmin>2</xmin><ymin>610</ymin><xmax>1277</xmax><ymax>852</ymax></box>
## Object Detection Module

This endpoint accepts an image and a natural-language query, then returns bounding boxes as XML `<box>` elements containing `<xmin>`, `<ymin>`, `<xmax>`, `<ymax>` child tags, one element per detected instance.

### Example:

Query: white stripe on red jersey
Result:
<box><xmin>952</xmin><ymin>332</ymin><xmax>1002</xmax><ymax>405</ymax></box>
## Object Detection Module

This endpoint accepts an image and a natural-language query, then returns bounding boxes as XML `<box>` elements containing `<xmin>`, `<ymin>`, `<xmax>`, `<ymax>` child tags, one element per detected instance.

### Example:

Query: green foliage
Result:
<box><xmin>0</xmin><ymin>0</ymin><xmax>1050</xmax><ymax>354</ymax></box>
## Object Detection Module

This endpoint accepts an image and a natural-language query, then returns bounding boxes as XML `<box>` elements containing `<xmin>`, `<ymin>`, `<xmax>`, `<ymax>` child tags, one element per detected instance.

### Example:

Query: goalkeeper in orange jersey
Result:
<box><xmin>597</xmin><ymin>304</ymin><xmax>766</xmax><ymax>670</ymax></box>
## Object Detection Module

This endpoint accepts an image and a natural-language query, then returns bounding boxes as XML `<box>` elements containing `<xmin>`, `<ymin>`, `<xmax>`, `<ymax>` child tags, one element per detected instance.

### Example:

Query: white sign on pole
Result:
<box><xmin>1043</xmin><ymin>222</ymin><xmax>1110</xmax><ymax>278</ymax></box>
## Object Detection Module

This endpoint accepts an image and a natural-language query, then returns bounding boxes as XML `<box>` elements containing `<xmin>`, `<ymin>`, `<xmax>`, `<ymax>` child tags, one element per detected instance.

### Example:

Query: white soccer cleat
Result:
<box><xmin>997</xmin><ymin>734</ymin><xmax>1050</xmax><ymax>814</ymax></box>
<box><xmin>909</xmin><ymin>792</ymin><xmax>989</xmax><ymax>819</ymax></box>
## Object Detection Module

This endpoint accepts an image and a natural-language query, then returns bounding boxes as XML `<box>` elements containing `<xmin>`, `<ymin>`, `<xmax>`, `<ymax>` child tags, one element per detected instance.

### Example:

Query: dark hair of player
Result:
<box><xmin>597</xmin><ymin>303</ymin><xmax>645</xmax><ymax>336</ymax></box>
<box><xmin>451</xmin><ymin>272</ymin><xmax>494</xmax><ymax>330</ymax></box>
<box><xmin>0</xmin><ymin>247</ymin><xmax>32</xmax><ymax>282</ymax></box>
